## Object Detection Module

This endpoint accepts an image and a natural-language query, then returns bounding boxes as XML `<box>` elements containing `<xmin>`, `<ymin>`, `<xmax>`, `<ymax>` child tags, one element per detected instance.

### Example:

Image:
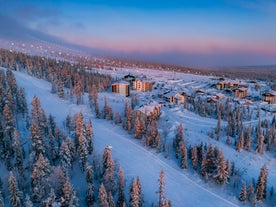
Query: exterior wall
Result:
<box><xmin>133</xmin><ymin>80</ymin><xmax>152</xmax><ymax>92</ymax></box>
<box><xmin>262</xmin><ymin>94</ymin><xmax>276</xmax><ymax>104</ymax></box>
<box><xmin>112</xmin><ymin>83</ymin><xmax>129</xmax><ymax>97</ymax></box>
<box><xmin>233</xmin><ymin>89</ymin><xmax>248</xmax><ymax>98</ymax></box>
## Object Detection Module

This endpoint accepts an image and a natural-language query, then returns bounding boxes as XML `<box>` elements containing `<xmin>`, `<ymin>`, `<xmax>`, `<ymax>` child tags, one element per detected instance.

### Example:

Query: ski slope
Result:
<box><xmin>4</xmin><ymin>68</ymin><xmax>242</xmax><ymax>206</ymax></box>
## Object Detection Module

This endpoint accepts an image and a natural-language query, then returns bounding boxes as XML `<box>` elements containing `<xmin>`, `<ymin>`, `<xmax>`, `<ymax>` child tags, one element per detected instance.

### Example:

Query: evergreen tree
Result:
<box><xmin>24</xmin><ymin>194</ymin><xmax>33</xmax><ymax>207</ymax></box>
<box><xmin>213</xmin><ymin>151</ymin><xmax>229</xmax><ymax>184</ymax></box>
<box><xmin>255</xmin><ymin>165</ymin><xmax>268</xmax><ymax>201</ymax></box>
<box><xmin>117</xmin><ymin>167</ymin><xmax>125</xmax><ymax>207</ymax></box>
<box><xmin>13</xmin><ymin>130</ymin><xmax>24</xmax><ymax>177</ymax></box>
<box><xmin>86</xmin><ymin>183</ymin><xmax>95</xmax><ymax>207</ymax></box>
<box><xmin>200</xmin><ymin>155</ymin><xmax>208</xmax><ymax>181</ymax></box>
<box><xmin>107</xmin><ymin>192</ymin><xmax>115</xmax><ymax>207</ymax></box>
<box><xmin>192</xmin><ymin>145</ymin><xmax>198</xmax><ymax>170</ymax></box>
<box><xmin>239</xmin><ymin>184</ymin><xmax>247</xmax><ymax>202</ymax></box>
<box><xmin>78</xmin><ymin>133</ymin><xmax>88</xmax><ymax>171</ymax></box>
<box><xmin>179</xmin><ymin>141</ymin><xmax>187</xmax><ymax>169</ymax></box>
<box><xmin>256</xmin><ymin>131</ymin><xmax>264</xmax><ymax>154</ymax></box>
<box><xmin>102</xmin><ymin>148</ymin><xmax>115</xmax><ymax>194</ymax></box>
<box><xmin>134</xmin><ymin>118</ymin><xmax>145</xmax><ymax>139</ymax></box>
<box><xmin>62</xmin><ymin>177</ymin><xmax>78</xmax><ymax>207</ymax></box>
<box><xmin>157</xmin><ymin>169</ymin><xmax>170</xmax><ymax>207</ymax></box>
<box><xmin>245</xmin><ymin>126</ymin><xmax>251</xmax><ymax>151</ymax></box>
<box><xmin>86</xmin><ymin>164</ymin><xmax>94</xmax><ymax>184</ymax></box>
<box><xmin>29</xmin><ymin>121</ymin><xmax>45</xmax><ymax>159</ymax></box>
<box><xmin>57</xmin><ymin>79</ymin><xmax>65</xmax><ymax>99</ymax></box>
<box><xmin>98</xmin><ymin>184</ymin><xmax>109</xmax><ymax>207</ymax></box>
<box><xmin>247</xmin><ymin>182</ymin><xmax>255</xmax><ymax>203</ymax></box>
<box><xmin>236</xmin><ymin>128</ymin><xmax>244</xmax><ymax>152</ymax></box>
<box><xmin>155</xmin><ymin>133</ymin><xmax>162</xmax><ymax>153</ymax></box>
<box><xmin>31</xmin><ymin>153</ymin><xmax>51</xmax><ymax>203</ymax></box>
<box><xmin>8</xmin><ymin>171</ymin><xmax>22</xmax><ymax>207</ymax></box>
<box><xmin>136</xmin><ymin>177</ymin><xmax>143</xmax><ymax>207</ymax></box>
<box><xmin>60</xmin><ymin>139</ymin><xmax>73</xmax><ymax>172</ymax></box>
<box><xmin>129</xmin><ymin>179</ymin><xmax>139</xmax><ymax>207</ymax></box>
<box><xmin>86</xmin><ymin>119</ymin><xmax>94</xmax><ymax>155</ymax></box>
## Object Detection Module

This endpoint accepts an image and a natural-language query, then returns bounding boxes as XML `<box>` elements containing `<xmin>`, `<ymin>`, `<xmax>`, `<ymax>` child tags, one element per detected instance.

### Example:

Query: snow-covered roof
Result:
<box><xmin>112</xmin><ymin>81</ymin><xmax>130</xmax><ymax>85</ymax></box>
<box><xmin>163</xmin><ymin>91</ymin><xmax>176</xmax><ymax>99</ymax></box>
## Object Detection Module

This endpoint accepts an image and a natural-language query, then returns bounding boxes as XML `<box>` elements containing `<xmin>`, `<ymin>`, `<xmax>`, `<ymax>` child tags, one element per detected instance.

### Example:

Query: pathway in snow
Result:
<box><xmin>7</xmin><ymin>68</ymin><xmax>240</xmax><ymax>207</ymax></box>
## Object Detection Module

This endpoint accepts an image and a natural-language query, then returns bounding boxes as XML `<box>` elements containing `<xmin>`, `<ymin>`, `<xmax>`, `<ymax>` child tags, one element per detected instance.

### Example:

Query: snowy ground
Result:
<box><xmin>2</xmin><ymin>66</ymin><xmax>275</xmax><ymax>206</ymax></box>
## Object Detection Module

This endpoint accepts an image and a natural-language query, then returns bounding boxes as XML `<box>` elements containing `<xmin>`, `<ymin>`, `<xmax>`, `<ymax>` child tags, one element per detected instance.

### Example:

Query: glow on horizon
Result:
<box><xmin>1</xmin><ymin>0</ymin><xmax>276</xmax><ymax>65</ymax></box>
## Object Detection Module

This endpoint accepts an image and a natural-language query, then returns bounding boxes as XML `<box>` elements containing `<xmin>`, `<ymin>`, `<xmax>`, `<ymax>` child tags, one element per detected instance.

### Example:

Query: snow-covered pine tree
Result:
<box><xmin>179</xmin><ymin>141</ymin><xmax>187</xmax><ymax>169</ymax></box>
<box><xmin>60</xmin><ymin>139</ymin><xmax>73</xmax><ymax>172</ymax></box>
<box><xmin>129</xmin><ymin>179</ymin><xmax>139</xmax><ymax>207</ymax></box>
<box><xmin>8</xmin><ymin>171</ymin><xmax>22</xmax><ymax>207</ymax></box>
<box><xmin>29</xmin><ymin>121</ymin><xmax>46</xmax><ymax>160</ymax></box>
<box><xmin>86</xmin><ymin>183</ymin><xmax>95</xmax><ymax>207</ymax></box>
<box><xmin>78</xmin><ymin>132</ymin><xmax>88</xmax><ymax>171</ymax></box>
<box><xmin>24</xmin><ymin>194</ymin><xmax>33</xmax><ymax>207</ymax></box>
<box><xmin>245</xmin><ymin>126</ymin><xmax>251</xmax><ymax>151</ymax></box>
<box><xmin>157</xmin><ymin>169</ymin><xmax>170</xmax><ymax>207</ymax></box>
<box><xmin>213</xmin><ymin>151</ymin><xmax>229</xmax><ymax>184</ymax></box>
<box><xmin>57</xmin><ymin>79</ymin><xmax>64</xmax><ymax>99</ymax></box>
<box><xmin>155</xmin><ymin>132</ymin><xmax>162</xmax><ymax>153</ymax></box>
<box><xmin>62</xmin><ymin>177</ymin><xmax>78</xmax><ymax>207</ymax></box>
<box><xmin>107</xmin><ymin>192</ymin><xmax>115</xmax><ymax>207</ymax></box>
<box><xmin>31</xmin><ymin>153</ymin><xmax>51</xmax><ymax>204</ymax></box>
<box><xmin>102</xmin><ymin>148</ymin><xmax>115</xmax><ymax>194</ymax></box>
<box><xmin>86</xmin><ymin>164</ymin><xmax>94</xmax><ymax>184</ymax></box>
<box><xmin>239</xmin><ymin>184</ymin><xmax>247</xmax><ymax>202</ymax></box>
<box><xmin>255</xmin><ymin>165</ymin><xmax>268</xmax><ymax>201</ymax></box>
<box><xmin>98</xmin><ymin>183</ymin><xmax>109</xmax><ymax>207</ymax></box>
<box><xmin>192</xmin><ymin>144</ymin><xmax>198</xmax><ymax>170</ymax></box>
<box><xmin>117</xmin><ymin>166</ymin><xmax>126</xmax><ymax>207</ymax></box>
<box><xmin>86</xmin><ymin>119</ymin><xmax>94</xmax><ymax>155</ymax></box>
<box><xmin>255</xmin><ymin>130</ymin><xmax>264</xmax><ymax>154</ymax></box>
<box><xmin>136</xmin><ymin>176</ymin><xmax>143</xmax><ymax>207</ymax></box>
<box><xmin>13</xmin><ymin>130</ymin><xmax>24</xmax><ymax>178</ymax></box>
<box><xmin>236</xmin><ymin>128</ymin><xmax>244</xmax><ymax>152</ymax></box>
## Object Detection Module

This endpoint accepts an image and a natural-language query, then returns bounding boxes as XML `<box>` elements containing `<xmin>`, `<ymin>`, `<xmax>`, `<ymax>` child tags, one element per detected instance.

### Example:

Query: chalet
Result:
<box><xmin>134</xmin><ymin>101</ymin><xmax>161</xmax><ymax>122</ymax></box>
<box><xmin>232</xmin><ymin>87</ymin><xmax>248</xmax><ymax>99</ymax></box>
<box><xmin>112</xmin><ymin>81</ymin><xmax>130</xmax><ymax>97</ymax></box>
<box><xmin>133</xmin><ymin>79</ymin><xmax>152</xmax><ymax>92</ymax></box>
<box><xmin>261</xmin><ymin>92</ymin><xmax>276</xmax><ymax>104</ymax></box>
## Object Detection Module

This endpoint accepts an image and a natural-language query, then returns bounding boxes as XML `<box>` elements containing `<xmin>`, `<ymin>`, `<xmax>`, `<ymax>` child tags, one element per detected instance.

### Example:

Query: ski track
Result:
<box><xmin>2</xmin><ymin>67</ymin><xmax>241</xmax><ymax>207</ymax></box>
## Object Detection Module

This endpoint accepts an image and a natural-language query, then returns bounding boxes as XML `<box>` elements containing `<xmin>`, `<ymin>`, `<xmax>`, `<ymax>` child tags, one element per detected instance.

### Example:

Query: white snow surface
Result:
<box><xmin>3</xmin><ymin>66</ymin><xmax>275</xmax><ymax>206</ymax></box>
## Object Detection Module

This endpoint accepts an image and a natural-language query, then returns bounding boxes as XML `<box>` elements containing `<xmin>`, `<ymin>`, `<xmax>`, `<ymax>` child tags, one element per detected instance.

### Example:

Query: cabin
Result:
<box><xmin>133</xmin><ymin>79</ymin><xmax>153</xmax><ymax>92</ymax></box>
<box><xmin>112</xmin><ymin>81</ymin><xmax>130</xmax><ymax>97</ymax></box>
<box><xmin>262</xmin><ymin>92</ymin><xmax>276</xmax><ymax>104</ymax></box>
<box><xmin>232</xmin><ymin>87</ymin><xmax>248</xmax><ymax>99</ymax></box>
<box><xmin>134</xmin><ymin>101</ymin><xmax>161</xmax><ymax>122</ymax></box>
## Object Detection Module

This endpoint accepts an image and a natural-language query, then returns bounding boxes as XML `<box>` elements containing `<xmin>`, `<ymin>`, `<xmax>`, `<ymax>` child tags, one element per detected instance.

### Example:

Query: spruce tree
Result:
<box><xmin>239</xmin><ymin>184</ymin><xmax>247</xmax><ymax>202</ymax></box>
<box><xmin>255</xmin><ymin>165</ymin><xmax>268</xmax><ymax>201</ymax></box>
<box><xmin>0</xmin><ymin>191</ymin><xmax>4</xmax><ymax>207</ymax></box>
<box><xmin>24</xmin><ymin>194</ymin><xmax>33</xmax><ymax>207</ymax></box>
<box><xmin>107</xmin><ymin>192</ymin><xmax>115</xmax><ymax>207</ymax></box>
<box><xmin>236</xmin><ymin>128</ymin><xmax>244</xmax><ymax>152</ymax></box>
<box><xmin>8</xmin><ymin>171</ymin><xmax>22</xmax><ymax>207</ymax></box>
<box><xmin>86</xmin><ymin>119</ymin><xmax>94</xmax><ymax>155</ymax></box>
<box><xmin>86</xmin><ymin>183</ymin><xmax>95</xmax><ymax>207</ymax></box>
<box><xmin>192</xmin><ymin>144</ymin><xmax>198</xmax><ymax>170</ymax></box>
<box><xmin>102</xmin><ymin>148</ymin><xmax>115</xmax><ymax>194</ymax></box>
<box><xmin>98</xmin><ymin>184</ymin><xmax>109</xmax><ymax>207</ymax></box>
<box><xmin>213</xmin><ymin>151</ymin><xmax>229</xmax><ymax>184</ymax></box>
<box><xmin>117</xmin><ymin>166</ymin><xmax>125</xmax><ymax>207</ymax></box>
<box><xmin>129</xmin><ymin>179</ymin><xmax>139</xmax><ymax>207</ymax></box>
<box><xmin>179</xmin><ymin>141</ymin><xmax>187</xmax><ymax>169</ymax></box>
<box><xmin>245</xmin><ymin>126</ymin><xmax>251</xmax><ymax>151</ymax></box>
<box><xmin>86</xmin><ymin>164</ymin><xmax>94</xmax><ymax>184</ymax></box>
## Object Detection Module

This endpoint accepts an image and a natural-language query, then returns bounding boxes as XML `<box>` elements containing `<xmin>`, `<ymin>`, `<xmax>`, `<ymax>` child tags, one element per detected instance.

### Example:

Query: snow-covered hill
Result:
<box><xmin>0</xmin><ymin>69</ymin><xmax>242</xmax><ymax>206</ymax></box>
